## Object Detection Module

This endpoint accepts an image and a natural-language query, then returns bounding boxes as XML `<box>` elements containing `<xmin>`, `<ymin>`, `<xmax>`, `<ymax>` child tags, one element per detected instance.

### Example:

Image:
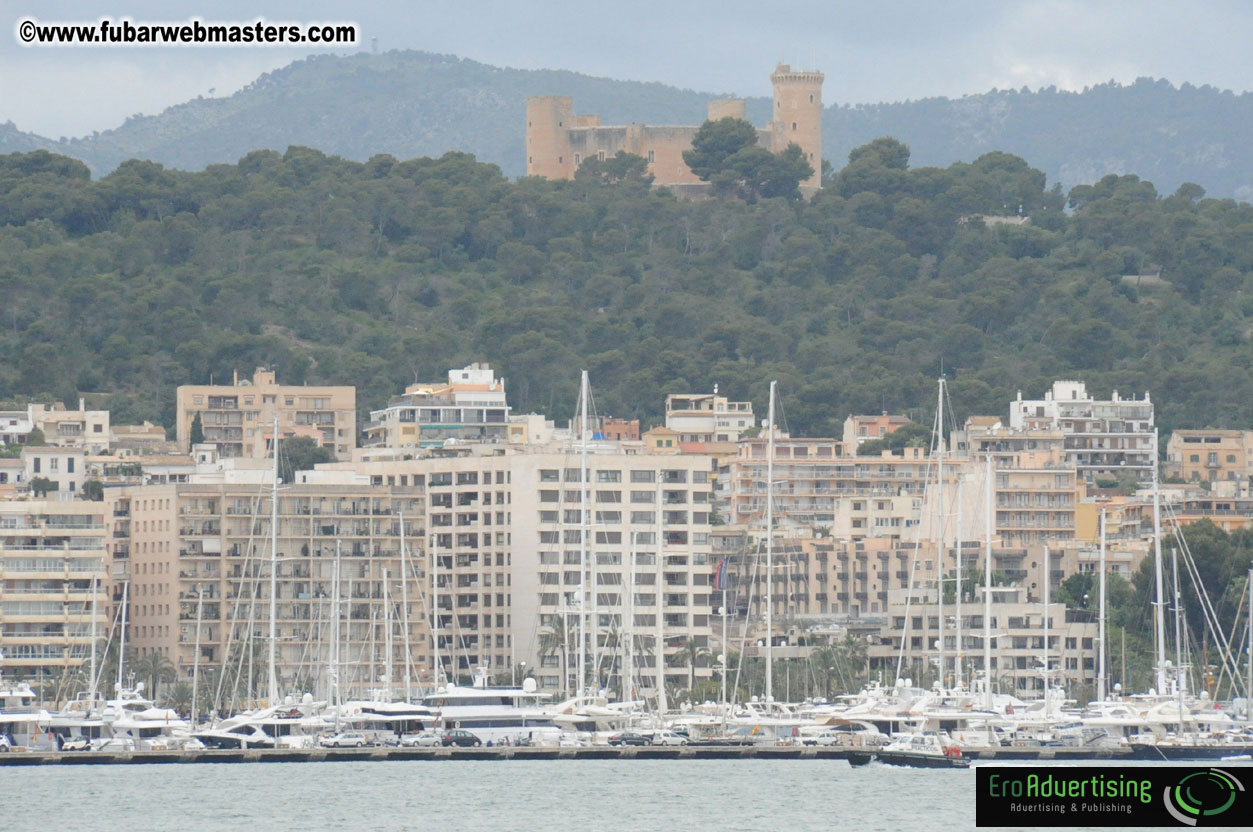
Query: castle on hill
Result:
<box><xmin>525</xmin><ymin>63</ymin><xmax>824</xmax><ymax>192</ymax></box>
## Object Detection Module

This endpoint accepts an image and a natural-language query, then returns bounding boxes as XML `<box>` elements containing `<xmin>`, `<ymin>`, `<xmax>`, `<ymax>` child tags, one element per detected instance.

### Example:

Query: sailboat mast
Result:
<box><xmin>984</xmin><ymin>453</ymin><xmax>993</xmax><ymax>711</ymax></box>
<box><xmin>117</xmin><ymin>580</ymin><xmax>129</xmax><ymax>693</ymax></box>
<box><xmin>935</xmin><ymin>377</ymin><xmax>945</xmax><ymax>687</ymax></box>
<box><xmin>192</xmin><ymin>586</ymin><xmax>204</xmax><ymax>725</ymax></box>
<box><xmin>624</xmin><ymin>531</ymin><xmax>635</xmax><ymax>703</ymax></box>
<box><xmin>399</xmin><ymin>514</ymin><xmax>412</xmax><ymax>701</ymax></box>
<box><xmin>765</xmin><ymin>380</ymin><xmax>776</xmax><ymax>704</ymax></box>
<box><xmin>332</xmin><ymin>540</ymin><xmax>341</xmax><ymax>730</ymax></box>
<box><xmin>88</xmin><ymin>574</ymin><xmax>99</xmax><ymax>705</ymax></box>
<box><xmin>1097</xmin><ymin>508</ymin><xmax>1107</xmax><ymax>702</ymax></box>
<box><xmin>268</xmin><ymin>412</ymin><xmax>279</xmax><ymax>705</ymax></box>
<box><xmin>1042</xmin><ymin>544</ymin><xmax>1050</xmax><ymax>721</ymax></box>
<box><xmin>384</xmin><ymin>568</ymin><xmax>393</xmax><ymax>701</ymax></box>
<box><xmin>431</xmin><ymin>536</ymin><xmax>440</xmax><ymax>687</ymax></box>
<box><xmin>955</xmin><ymin>476</ymin><xmax>964</xmax><ymax>687</ymax></box>
<box><xmin>1247</xmin><ymin>567</ymin><xmax>1252</xmax><ymax>729</ymax></box>
<box><xmin>1171</xmin><ymin>537</ymin><xmax>1185</xmax><ymax>731</ymax></box>
<box><xmin>578</xmin><ymin>370</ymin><xmax>590</xmax><ymax>699</ymax></box>
<box><xmin>1152</xmin><ymin>428</ymin><xmax>1168</xmax><ymax>693</ymax></box>
<box><xmin>655</xmin><ymin>479</ymin><xmax>666</xmax><ymax>715</ymax></box>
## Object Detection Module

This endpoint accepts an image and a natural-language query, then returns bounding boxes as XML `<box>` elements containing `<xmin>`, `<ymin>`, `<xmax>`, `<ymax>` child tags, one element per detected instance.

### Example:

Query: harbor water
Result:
<box><xmin>2</xmin><ymin>758</ymin><xmax>1233</xmax><ymax>831</ymax></box>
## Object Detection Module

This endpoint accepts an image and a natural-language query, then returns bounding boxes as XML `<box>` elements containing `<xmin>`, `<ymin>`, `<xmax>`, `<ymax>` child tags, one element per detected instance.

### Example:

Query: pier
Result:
<box><xmin>0</xmin><ymin>745</ymin><xmax>1132</xmax><ymax>766</ymax></box>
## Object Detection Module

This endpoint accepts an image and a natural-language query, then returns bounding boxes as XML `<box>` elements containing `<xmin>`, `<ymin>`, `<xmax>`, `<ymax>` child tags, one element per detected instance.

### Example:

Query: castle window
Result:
<box><xmin>809</xmin><ymin>94</ymin><xmax>814</xmax><ymax>103</ymax></box>
<box><xmin>574</xmin><ymin>153</ymin><xmax>580</xmax><ymax>165</ymax></box>
<box><xmin>528</xmin><ymin>157</ymin><xmax>532</xmax><ymax>164</ymax></box>
<box><xmin>648</xmin><ymin>150</ymin><xmax>655</xmax><ymax>163</ymax></box>
<box><xmin>558</xmin><ymin>156</ymin><xmax>563</xmax><ymax>164</ymax></box>
<box><xmin>792</xmin><ymin>122</ymin><xmax>798</xmax><ymax>131</ymax></box>
<box><xmin>598</xmin><ymin>150</ymin><xmax>605</xmax><ymax>161</ymax></box>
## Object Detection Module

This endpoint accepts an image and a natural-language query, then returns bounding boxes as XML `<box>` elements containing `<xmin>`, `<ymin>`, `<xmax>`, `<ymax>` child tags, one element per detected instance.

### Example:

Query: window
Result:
<box><xmin>573</xmin><ymin>153</ymin><xmax>580</xmax><ymax>165</ymax></box>
<box><xmin>792</xmin><ymin>122</ymin><xmax>798</xmax><ymax>130</ymax></box>
<box><xmin>598</xmin><ymin>150</ymin><xmax>605</xmax><ymax>161</ymax></box>
<box><xmin>540</xmin><ymin>470</ymin><xmax>559</xmax><ymax>482</ymax></box>
<box><xmin>630</xmin><ymin>470</ymin><xmax>655</xmax><ymax>483</ymax></box>
<box><xmin>647</xmin><ymin>150</ymin><xmax>655</xmax><ymax>163</ymax></box>
<box><xmin>631</xmin><ymin>491</ymin><xmax>654</xmax><ymax>503</ymax></box>
<box><xmin>1190</xmin><ymin>455</ymin><xmax>1200</xmax><ymax>463</ymax></box>
<box><xmin>596</xmin><ymin>491</ymin><xmax>622</xmax><ymax>503</ymax></box>
<box><xmin>539</xmin><ymin>490</ymin><xmax>559</xmax><ymax>503</ymax></box>
<box><xmin>596</xmin><ymin>470</ymin><xmax>621</xmax><ymax>483</ymax></box>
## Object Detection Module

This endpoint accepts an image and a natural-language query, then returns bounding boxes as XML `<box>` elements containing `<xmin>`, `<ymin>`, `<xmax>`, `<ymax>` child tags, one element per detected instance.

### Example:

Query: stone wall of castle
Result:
<box><xmin>525</xmin><ymin>64</ymin><xmax>823</xmax><ymax>191</ymax></box>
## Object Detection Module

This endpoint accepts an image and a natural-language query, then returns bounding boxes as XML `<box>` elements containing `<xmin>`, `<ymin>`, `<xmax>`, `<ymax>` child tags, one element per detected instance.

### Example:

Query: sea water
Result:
<box><xmin>0</xmin><ymin>759</ymin><xmax>1243</xmax><ymax>831</ymax></box>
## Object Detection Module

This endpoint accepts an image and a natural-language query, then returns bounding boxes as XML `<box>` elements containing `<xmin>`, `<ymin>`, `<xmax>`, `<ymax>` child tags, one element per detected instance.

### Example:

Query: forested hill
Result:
<box><xmin>3</xmin><ymin>50</ymin><xmax>1252</xmax><ymax>200</ymax></box>
<box><xmin>1</xmin><ymin>142</ymin><xmax>1251</xmax><ymax>438</ymax></box>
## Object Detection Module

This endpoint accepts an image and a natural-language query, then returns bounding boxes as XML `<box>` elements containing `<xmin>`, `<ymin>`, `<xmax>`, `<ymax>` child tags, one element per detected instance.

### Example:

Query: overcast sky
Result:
<box><xmin>4</xmin><ymin>0</ymin><xmax>1252</xmax><ymax>139</ymax></box>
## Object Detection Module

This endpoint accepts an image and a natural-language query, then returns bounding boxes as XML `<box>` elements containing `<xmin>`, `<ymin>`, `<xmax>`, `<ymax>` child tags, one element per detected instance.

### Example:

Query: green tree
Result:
<box><xmin>278</xmin><ymin>435</ymin><xmax>335</xmax><ymax>484</ymax></box>
<box><xmin>575</xmin><ymin>151</ymin><xmax>653</xmax><ymax>186</ymax></box>
<box><xmin>25</xmin><ymin>428</ymin><xmax>46</xmax><ymax>446</ymax></box>
<box><xmin>81</xmin><ymin>479</ymin><xmax>105</xmax><ymax>501</ymax></box>
<box><xmin>668</xmin><ymin>637</ymin><xmax>710</xmax><ymax>698</ymax></box>
<box><xmin>682</xmin><ymin>117</ymin><xmax>760</xmax><ymax>181</ymax></box>
<box><xmin>189</xmin><ymin>411</ymin><xmax>204</xmax><ymax>447</ymax></box>
<box><xmin>131</xmin><ymin>650</ymin><xmax>177</xmax><ymax>700</ymax></box>
<box><xmin>29</xmin><ymin>476</ymin><xmax>57</xmax><ymax>497</ymax></box>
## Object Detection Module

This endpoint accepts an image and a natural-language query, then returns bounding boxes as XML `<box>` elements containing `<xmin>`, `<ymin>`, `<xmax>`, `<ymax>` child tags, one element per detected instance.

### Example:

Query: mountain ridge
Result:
<box><xmin>3</xmin><ymin>50</ymin><xmax>1252</xmax><ymax>199</ymax></box>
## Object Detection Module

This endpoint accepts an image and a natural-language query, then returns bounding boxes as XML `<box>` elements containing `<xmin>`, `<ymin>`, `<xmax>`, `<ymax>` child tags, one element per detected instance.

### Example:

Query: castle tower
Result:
<box><xmin>770</xmin><ymin>63</ymin><xmax>824</xmax><ymax>190</ymax></box>
<box><xmin>525</xmin><ymin>96</ymin><xmax>574</xmax><ymax>180</ymax></box>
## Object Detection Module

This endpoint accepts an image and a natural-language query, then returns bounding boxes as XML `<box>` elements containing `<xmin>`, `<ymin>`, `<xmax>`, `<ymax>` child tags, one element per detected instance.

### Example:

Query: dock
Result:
<box><xmin>0</xmin><ymin>744</ymin><xmax>1133</xmax><ymax>766</ymax></box>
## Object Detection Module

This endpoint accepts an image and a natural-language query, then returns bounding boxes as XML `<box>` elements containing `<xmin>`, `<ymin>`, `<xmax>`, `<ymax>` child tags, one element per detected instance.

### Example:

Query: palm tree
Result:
<box><xmin>668</xmin><ymin>638</ymin><xmax>711</xmax><ymax>700</ymax></box>
<box><xmin>131</xmin><ymin>650</ymin><xmax>177</xmax><ymax>701</ymax></box>
<box><xmin>538</xmin><ymin>616</ymin><xmax>571</xmax><ymax>698</ymax></box>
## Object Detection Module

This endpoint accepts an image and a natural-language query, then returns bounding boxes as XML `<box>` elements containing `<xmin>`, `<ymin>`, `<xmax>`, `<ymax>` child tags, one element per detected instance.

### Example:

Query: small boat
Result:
<box><xmin>854</xmin><ymin>730</ymin><xmax>970</xmax><ymax>768</ymax></box>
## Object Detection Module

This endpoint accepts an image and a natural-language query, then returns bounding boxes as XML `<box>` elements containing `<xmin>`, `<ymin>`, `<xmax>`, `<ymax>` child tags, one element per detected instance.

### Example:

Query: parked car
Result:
<box><xmin>60</xmin><ymin>736</ymin><xmax>92</xmax><ymax>752</ymax></box>
<box><xmin>441</xmin><ymin>729</ymin><xmax>482</xmax><ymax>747</ymax></box>
<box><xmin>651</xmin><ymin>730</ymin><xmax>689</xmax><ymax>746</ymax></box>
<box><xmin>399</xmin><ymin>731</ymin><xmax>442</xmax><ymax>747</ymax></box>
<box><xmin>608</xmin><ymin>731</ymin><xmax>650</xmax><ymax>747</ymax></box>
<box><xmin>0</xmin><ymin>734</ymin><xmax>11</xmax><ymax>752</ymax></box>
<box><xmin>320</xmin><ymin>732</ymin><xmax>368</xmax><ymax>748</ymax></box>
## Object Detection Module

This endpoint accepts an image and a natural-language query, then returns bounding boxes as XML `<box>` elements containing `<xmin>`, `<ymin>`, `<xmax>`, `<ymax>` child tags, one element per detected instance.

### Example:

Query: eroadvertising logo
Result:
<box><xmin>976</xmin><ymin>766</ymin><xmax>1251</xmax><ymax>827</ymax></box>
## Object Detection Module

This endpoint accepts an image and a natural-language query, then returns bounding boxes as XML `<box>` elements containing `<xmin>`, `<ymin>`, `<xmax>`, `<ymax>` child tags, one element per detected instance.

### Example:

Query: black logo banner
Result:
<box><xmin>976</xmin><ymin>766</ymin><xmax>1251</xmax><ymax>827</ymax></box>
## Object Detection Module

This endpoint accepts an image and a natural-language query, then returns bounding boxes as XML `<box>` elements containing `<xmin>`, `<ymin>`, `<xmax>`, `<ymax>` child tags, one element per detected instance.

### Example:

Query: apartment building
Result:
<box><xmin>1166</xmin><ymin>429</ymin><xmax>1253</xmax><ymax>483</ymax></box>
<box><xmin>725</xmin><ymin>437</ymin><xmax>935</xmax><ymax>539</ymax></box>
<box><xmin>665</xmin><ymin>392</ymin><xmax>755</xmax><ymax>443</ymax></box>
<box><xmin>1009</xmin><ymin>380</ymin><xmax>1155</xmax><ymax>484</ymax></box>
<box><xmin>842</xmin><ymin>413</ymin><xmax>912</xmax><ymax>447</ymax></box>
<box><xmin>106</xmin><ymin>476</ymin><xmax>428</xmax><ymax>703</ymax></box>
<box><xmin>0</xmin><ymin>401</ymin><xmax>110</xmax><ymax>453</ymax></box>
<box><xmin>364</xmin><ymin>363</ymin><xmax>510</xmax><ymax>449</ymax></box>
<box><xmin>176</xmin><ymin>368</ymin><xmax>356</xmax><ymax>460</ymax></box>
<box><xmin>21</xmin><ymin>446</ymin><xmax>87</xmax><ymax>498</ymax></box>
<box><xmin>0</xmin><ymin>501</ymin><xmax>109</xmax><ymax>698</ymax></box>
<box><xmin>317</xmin><ymin>446</ymin><xmax>719</xmax><ymax>697</ymax></box>
<box><xmin>870</xmin><ymin>584</ymin><xmax>1099</xmax><ymax>694</ymax></box>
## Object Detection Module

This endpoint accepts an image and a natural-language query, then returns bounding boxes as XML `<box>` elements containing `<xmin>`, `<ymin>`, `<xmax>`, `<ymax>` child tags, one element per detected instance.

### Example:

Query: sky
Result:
<box><xmin>3</xmin><ymin>0</ymin><xmax>1252</xmax><ymax>139</ymax></box>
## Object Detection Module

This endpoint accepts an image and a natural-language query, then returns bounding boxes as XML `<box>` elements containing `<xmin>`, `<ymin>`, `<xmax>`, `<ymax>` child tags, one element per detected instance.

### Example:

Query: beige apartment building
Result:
<box><xmin>175</xmin><ymin>368</ymin><xmax>356</xmax><ymax>460</ymax></box>
<box><xmin>106</xmin><ymin>477</ymin><xmax>428</xmax><ymax>704</ymax></box>
<box><xmin>0</xmin><ymin>500</ymin><xmax>109</xmax><ymax>698</ymax></box>
<box><xmin>870</xmin><ymin>584</ymin><xmax>1099</xmax><ymax>695</ymax></box>
<box><xmin>842</xmin><ymin>413</ymin><xmax>912</xmax><ymax>447</ymax></box>
<box><xmin>317</xmin><ymin>445</ymin><xmax>719</xmax><ymax>696</ymax></box>
<box><xmin>725</xmin><ymin>437</ymin><xmax>935</xmax><ymax>539</ymax></box>
<box><xmin>1166</xmin><ymin>429</ymin><xmax>1253</xmax><ymax>483</ymax></box>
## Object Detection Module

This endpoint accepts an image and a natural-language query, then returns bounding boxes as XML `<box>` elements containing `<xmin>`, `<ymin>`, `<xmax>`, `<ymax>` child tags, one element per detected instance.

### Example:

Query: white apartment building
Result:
<box><xmin>665</xmin><ymin>392</ymin><xmax>755</xmax><ymax>443</ymax></box>
<box><xmin>1009</xmin><ymin>380</ymin><xmax>1155</xmax><ymax>484</ymax></box>
<box><xmin>0</xmin><ymin>401</ymin><xmax>110</xmax><ymax>454</ymax></box>
<box><xmin>364</xmin><ymin>363</ymin><xmax>510</xmax><ymax>449</ymax></box>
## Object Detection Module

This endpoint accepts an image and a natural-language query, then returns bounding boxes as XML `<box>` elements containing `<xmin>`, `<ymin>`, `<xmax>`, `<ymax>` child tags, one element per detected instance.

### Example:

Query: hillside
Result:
<box><xmin>1</xmin><ymin>141</ymin><xmax>1250</xmax><ymax>440</ymax></box>
<box><xmin>3</xmin><ymin>51</ymin><xmax>1252</xmax><ymax>199</ymax></box>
